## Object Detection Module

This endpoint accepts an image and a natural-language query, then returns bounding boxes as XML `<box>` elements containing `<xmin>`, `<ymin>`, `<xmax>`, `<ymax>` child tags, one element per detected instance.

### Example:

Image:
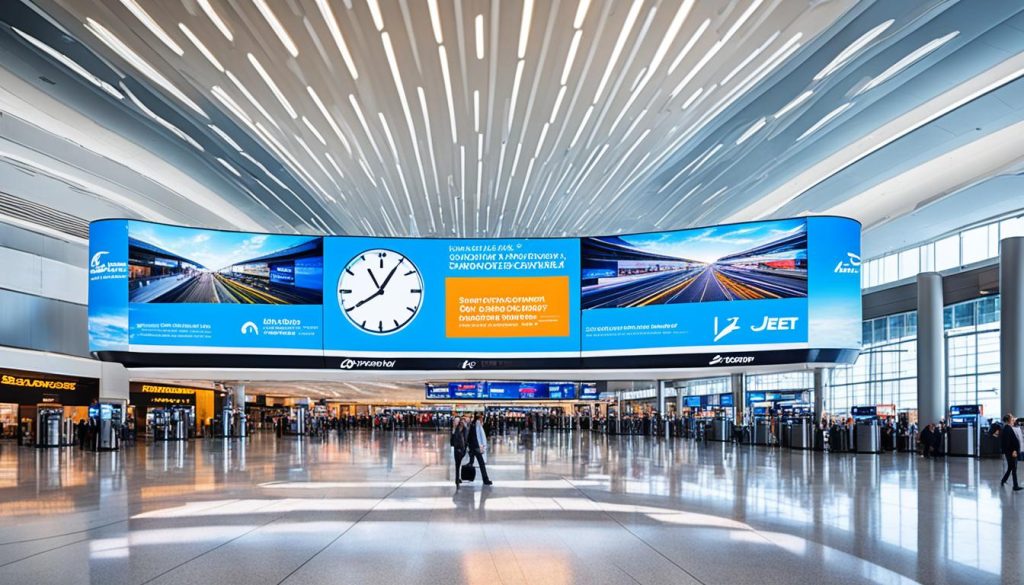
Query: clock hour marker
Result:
<box><xmin>407</xmin><ymin>306</ymin><xmax>416</xmax><ymax>313</ymax></box>
<box><xmin>404</xmin><ymin>270</ymin><xmax>416</xmax><ymax>276</ymax></box>
<box><xmin>361</xmin><ymin>320</ymin><xmax>366</xmax><ymax>328</ymax></box>
<box><xmin>339</xmin><ymin>289</ymin><xmax>352</xmax><ymax>294</ymax></box>
<box><xmin>345</xmin><ymin>268</ymin><xmax>354</xmax><ymax>276</ymax></box>
<box><xmin>393</xmin><ymin>319</ymin><xmax>400</xmax><ymax>328</ymax></box>
<box><xmin>345</xmin><ymin>306</ymin><xmax>353</xmax><ymax>312</ymax></box>
<box><xmin>410</xmin><ymin>288</ymin><xmax>421</xmax><ymax>293</ymax></box>
<box><xmin>378</xmin><ymin>321</ymin><xmax>383</xmax><ymax>332</ymax></box>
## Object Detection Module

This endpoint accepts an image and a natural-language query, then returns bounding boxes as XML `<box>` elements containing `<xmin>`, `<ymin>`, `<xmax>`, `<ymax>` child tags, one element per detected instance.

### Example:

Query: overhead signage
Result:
<box><xmin>0</xmin><ymin>368</ymin><xmax>96</xmax><ymax>406</ymax></box>
<box><xmin>427</xmin><ymin>381</ymin><xmax>579</xmax><ymax>401</ymax></box>
<box><xmin>89</xmin><ymin>217</ymin><xmax>861</xmax><ymax>370</ymax></box>
<box><xmin>0</xmin><ymin>374</ymin><xmax>77</xmax><ymax>391</ymax></box>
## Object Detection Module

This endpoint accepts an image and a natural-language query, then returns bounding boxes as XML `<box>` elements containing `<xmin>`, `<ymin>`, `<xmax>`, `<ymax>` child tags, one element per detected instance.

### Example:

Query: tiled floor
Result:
<box><xmin>0</xmin><ymin>430</ymin><xmax>1020</xmax><ymax>584</ymax></box>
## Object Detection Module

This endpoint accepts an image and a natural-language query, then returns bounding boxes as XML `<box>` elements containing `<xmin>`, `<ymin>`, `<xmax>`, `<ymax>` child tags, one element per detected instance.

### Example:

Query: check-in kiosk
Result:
<box><xmin>780</xmin><ymin>404</ymin><xmax>814</xmax><ymax>450</ymax></box>
<box><xmin>711</xmin><ymin>416</ymin><xmax>733</xmax><ymax>442</ymax></box>
<box><xmin>852</xmin><ymin>406</ymin><xmax>881</xmax><ymax>454</ymax></box>
<box><xmin>36</xmin><ymin>405</ymin><xmax>64</xmax><ymax>448</ymax></box>
<box><xmin>948</xmin><ymin>404</ymin><xmax>982</xmax><ymax>457</ymax></box>
<box><xmin>151</xmin><ymin>405</ymin><xmax>191</xmax><ymax>441</ymax></box>
<box><xmin>94</xmin><ymin>403</ymin><xmax>121</xmax><ymax>450</ymax></box>
<box><xmin>751</xmin><ymin>406</ymin><xmax>771</xmax><ymax>445</ymax></box>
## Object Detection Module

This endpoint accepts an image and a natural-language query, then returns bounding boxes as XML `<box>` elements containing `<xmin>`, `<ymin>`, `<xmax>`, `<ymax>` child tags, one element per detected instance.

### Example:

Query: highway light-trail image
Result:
<box><xmin>127</xmin><ymin>223</ymin><xmax>323</xmax><ymax>305</ymax></box>
<box><xmin>581</xmin><ymin>219</ymin><xmax>807</xmax><ymax>309</ymax></box>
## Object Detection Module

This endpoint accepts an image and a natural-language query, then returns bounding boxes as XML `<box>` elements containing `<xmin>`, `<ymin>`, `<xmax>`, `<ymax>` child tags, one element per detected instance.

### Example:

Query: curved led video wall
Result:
<box><xmin>88</xmin><ymin>216</ymin><xmax>861</xmax><ymax>370</ymax></box>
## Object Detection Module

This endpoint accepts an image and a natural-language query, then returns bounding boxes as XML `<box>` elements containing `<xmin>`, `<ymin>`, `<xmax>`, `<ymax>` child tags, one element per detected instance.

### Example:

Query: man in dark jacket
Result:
<box><xmin>466</xmin><ymin>414</ymin><xmax>493</xmax><ymax>485</ymax></box>
<box><xmin>1000</xmin><ymin>414</ymin><xmax>1023</xmax><ymax>491</ymax></box>
<box><xmin>450</xmin><ymin>418</ymin><xmax>467</xmax><ymax>486</ymax></box>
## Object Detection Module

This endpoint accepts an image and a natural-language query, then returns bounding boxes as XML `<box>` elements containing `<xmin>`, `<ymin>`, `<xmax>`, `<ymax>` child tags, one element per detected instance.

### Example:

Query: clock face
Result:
<box><xmin>337</xmin><ymin>249</ymin><xmax>423</xmax><ymax>335</ymax></box>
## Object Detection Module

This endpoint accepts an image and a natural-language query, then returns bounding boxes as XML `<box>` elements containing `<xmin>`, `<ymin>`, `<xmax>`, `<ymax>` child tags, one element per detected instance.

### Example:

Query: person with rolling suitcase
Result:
<box><xmin>466</xmin><ymin>414</ymin><xmax>493</xmax><ymax>486</ymax></box>
<box><xmin>451</xmin><ymin>417</ymin><xmax>468</xmax><ymax>487</ymax></box>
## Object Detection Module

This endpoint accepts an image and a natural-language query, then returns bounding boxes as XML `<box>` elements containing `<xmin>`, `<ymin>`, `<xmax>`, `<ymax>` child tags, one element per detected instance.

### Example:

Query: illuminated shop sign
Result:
<box><xmin>0</xmin><ymin>374</ymin><xmax>77</xmax><ymax>391</ymax></box>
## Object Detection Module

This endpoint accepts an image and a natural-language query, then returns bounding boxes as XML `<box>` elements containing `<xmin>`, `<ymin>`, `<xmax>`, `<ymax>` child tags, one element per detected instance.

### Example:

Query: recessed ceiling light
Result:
<box><xmin>216</xmin><ymin>157</ymin><xmax>241</xmax><ymax>176</ymax></box>
<box><xmin>247</xmin><ymin>53</ymin><xmax>297</xmax><ymax>119</ymax></box>
<box><xmin>721</xmin><ymin>30</ymin><xmax>779</xmax><ymax>86</ymax></box>
<box><xmin>178</xmin><ymin>23</ymin><xmax>223</xmax><ymax>72</ymax></box>
<box><xmin>207</xmin><ymin>124</ymin><xmax>242</xmax><ymax>150</ymax></box>
<box><xmin>736</xmin><ymin>117</ymin><xmax>767</xmax><ymax>145</ymax></box>
<box><xmin>814</xmin><ymin>19</ymin><xmax>894</xmax><ymax>81</ymax></box>
<box><xmin>438</xmin><ymin>45</ymin><xmax>457</xmax><ymax>143</ymax></box>
<box><xmin>797</xmin><ymin>102</ymin><xmax>853</xmax><ymax>141</ymax></box>
<box><xmin>475</xmin><ymin>14</ymin><xmax>485</xmax><ymax>60</ymax></box>
<box><xmin>85</xmin><ymin>18</ymin><xmax>207</xmax><ymax>117</ymax></box>
<box><xmin>593</xmin><ymin>0</ymin><xmax>643</xmax><ymax>102</ymax></box>
<box><xmin>365</xmin><ymin>0</ymin><xmax>384</xmax><ymax>31</ymax></box>
<box><xmin>226</xmin><ymin>70</ymin><xmax>278</xmax><ymax>127</ymax></box>
<box><xmin>682</xmin><ymin>86</ymin><xmax>704</xmax><ymax>109</ymax></box>
<box><xmin>121</xmin><ymin>83</ymin><xmax>204</xmax><ymax>151</ymax></box>
<box><xmin>197</xmin><ymin>0</ymin><xmax>233</xmax><ymax>42</ymax></box>
<box><xmin>253</xmin><ymin>0</ymin><xmax>299</xmax><ymax>58</ymax></box>
<box><xmin>302</xmin><ymin>116</ymin><xmax>327</xmax><ymax>146</ymax></box>
<box><xmin>315</xmin><ymin>0</ymin><xmax>358</xmax><ymax>79</ymax></box>
<box><xmin>307</xmin><ymin>86</ymin><xmax>352</xmax><ymax>155</ymax></box>
<box><xmin>560</xmin><ymin>29</ymin><xmax>582</xmax><ymax>85</ymax></box>
<box><xmin>117</xmin><ymin>0</ymin><xmax>183</xmax><ymax>56</ymax></box>
<box><xmin>858</xmin><ymin>31</ymin><xmax>960</xmax><ymax>94</ymax></box>
<box><xmin>573</xmin><ymin>0</ymin><xmax>592</xmax><ymax>29</ymax></box>
<box><xmin>518</xmin><ymin>0</ymin><xmax>535</xmax><ymax>59</ymax></box>
<box><xmin>11</xmin><ymin>27</ymin><xmax>124</xmax><ymax>100</ymax></box>
<box><xmin>667</xmin><ymin>18</ymin><xmax>709</xmax><ymax>75</ymax></box>
<box><xmin>427</xmin><ymin>0</ymin><xmax>444</xmax><ymax>43</ymax></box>
<box><xmin>773</xmin><ymin>89</ymin><xmax>813</xmax><ymax>118</ymax></box>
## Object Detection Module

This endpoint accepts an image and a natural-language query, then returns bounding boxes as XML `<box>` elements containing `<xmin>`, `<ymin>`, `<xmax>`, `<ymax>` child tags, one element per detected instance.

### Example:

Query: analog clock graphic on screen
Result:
<box><xmin>337</xmin><ymin>249</ymin><xmax>423</xmax><ymax>335</ymax></box>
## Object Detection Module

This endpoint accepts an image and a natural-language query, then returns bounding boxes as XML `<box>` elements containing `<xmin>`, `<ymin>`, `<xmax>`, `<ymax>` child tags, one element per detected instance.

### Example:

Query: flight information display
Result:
<box><xmin>425</xmin><ymin>381</ymin><xmax>579</xmax><ymax>400</ymax></box>
<box><xmin>89</xmin><ymin>216</ymin><xmax>860</xmax><ymax>369</ymax></box>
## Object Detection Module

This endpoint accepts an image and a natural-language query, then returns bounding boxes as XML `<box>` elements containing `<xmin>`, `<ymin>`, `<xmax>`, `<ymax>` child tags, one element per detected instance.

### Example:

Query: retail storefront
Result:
<box><xmin>0</xmin><ymin>368</ymin><xmax>99</xmax><ymax>442</ymax></box>
<box><xmin>129</xmin><ymin>383</ymin><xmax>220</xmax><ymax>436</ymax></box>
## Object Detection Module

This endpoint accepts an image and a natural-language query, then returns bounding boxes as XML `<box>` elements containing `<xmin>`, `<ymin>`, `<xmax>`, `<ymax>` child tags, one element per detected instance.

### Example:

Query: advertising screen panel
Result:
<box><xmin>580</xmin><ymin>217</ymin><xmax>860</xmax><ymax>365</ymax></box>
<box><xmin>90</xmin><ymin>220</ymin><xmax>323</xmax><ymax>355</ymax></box>
<box><xmin>323</xmin><ymin>237</ymin><xmax>580</xmax><ymax>364</ymax></box>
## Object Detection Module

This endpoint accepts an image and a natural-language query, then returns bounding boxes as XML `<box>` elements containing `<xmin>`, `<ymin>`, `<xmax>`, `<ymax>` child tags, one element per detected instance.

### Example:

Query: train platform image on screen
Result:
<box><xmin>581</xmin><ymin>221</ymin><xmax>808</xmax><ymax>309</ymax></box>
<box><xmin>128</xmin><ymin>236</ymin><xmax>323</xmax><ymax>305</ymax></box>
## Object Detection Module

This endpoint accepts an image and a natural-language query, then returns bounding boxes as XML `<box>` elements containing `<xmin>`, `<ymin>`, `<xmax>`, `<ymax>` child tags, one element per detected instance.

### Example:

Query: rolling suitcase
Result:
<box><xmin>460</xmin><ymin>462</ymin><xmax>476</xmax><ymax>482</ymax></box>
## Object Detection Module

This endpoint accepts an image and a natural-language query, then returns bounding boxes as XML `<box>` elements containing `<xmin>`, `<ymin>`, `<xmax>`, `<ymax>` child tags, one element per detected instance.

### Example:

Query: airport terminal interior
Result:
<box><xmin>1</xmin><ymin>0</ymin><xmax>1023</xmax><ymax>583</ymax></box>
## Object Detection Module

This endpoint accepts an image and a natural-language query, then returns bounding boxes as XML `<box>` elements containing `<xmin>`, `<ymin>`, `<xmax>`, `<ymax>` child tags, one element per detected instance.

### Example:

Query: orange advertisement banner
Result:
<box><xmin>445</xmin><ymin>276</ymin><xmax>570</xmax><ymax>338</ymax></box>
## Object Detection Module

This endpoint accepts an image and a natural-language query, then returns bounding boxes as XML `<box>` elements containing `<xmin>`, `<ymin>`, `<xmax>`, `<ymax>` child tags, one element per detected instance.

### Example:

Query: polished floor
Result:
<box><xmin>0</xmin><ymin>430</ymin><xmax>1020</xmax><ymax>585</ymax></box>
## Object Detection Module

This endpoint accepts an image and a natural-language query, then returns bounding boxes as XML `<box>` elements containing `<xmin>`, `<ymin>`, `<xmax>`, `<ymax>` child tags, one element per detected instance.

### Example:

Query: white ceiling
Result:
<box><xmin>2</xmin><ymin>0</ymin><xmax>1020</xmax><ymax>250</ymax></box>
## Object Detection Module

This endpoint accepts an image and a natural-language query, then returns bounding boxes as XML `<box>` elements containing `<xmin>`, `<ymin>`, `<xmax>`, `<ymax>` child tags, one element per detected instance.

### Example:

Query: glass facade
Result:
<box><xmin>828</xmin><ymin>295</ymin><xmax>1001</xmax><ymax>419</ymax></box>
<box><xmin>861</xmin><ymin>215</ymin><xmax>1023</xmax><ymax>289</ymax></box>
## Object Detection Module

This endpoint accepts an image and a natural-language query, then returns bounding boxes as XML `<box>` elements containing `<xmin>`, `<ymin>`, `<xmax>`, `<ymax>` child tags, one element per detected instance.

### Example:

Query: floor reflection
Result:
<box><xmin>0</xmin><ymin>430</ymin><xmax>1019</xmax><ymax>584</ymax></box>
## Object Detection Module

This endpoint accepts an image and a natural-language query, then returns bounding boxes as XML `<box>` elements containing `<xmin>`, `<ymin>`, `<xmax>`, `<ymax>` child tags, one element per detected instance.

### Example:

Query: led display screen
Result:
<box><xmin>89</xmin><ymin>216</ymin><xmax>860</xmax><ymax>370</ymax></box>
<box><xmin>426</xmin><ymin>381</ymin><xmax>579</xmax><ymax>400</ymax></box>
<box><xmin>580</xmin><ymin>217</ymin><xmax>861</xmax><ymax>361</ymax></box>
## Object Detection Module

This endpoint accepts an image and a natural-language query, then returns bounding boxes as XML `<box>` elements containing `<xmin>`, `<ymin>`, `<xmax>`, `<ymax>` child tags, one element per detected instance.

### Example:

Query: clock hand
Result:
<box><xmin>367</xmin><ymin>268</ymin><xmax>381</xmax><ymax>289</ymax></box>
<box><xmin>353</xmin><ymin>289</ymin><xmax>383</xmax><ymax>308</ymax></box>
<box><xmin>377</xmin><ymin>259</ymin><xmax>403</xmax><ymax>292</ymax></box>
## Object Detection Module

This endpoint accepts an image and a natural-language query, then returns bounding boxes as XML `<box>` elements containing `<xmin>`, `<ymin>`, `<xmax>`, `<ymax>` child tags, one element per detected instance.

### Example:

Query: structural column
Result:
<box><xmin>917</xmin><ymin>272</ymin><xmax>945</xmax><ymax>425</ymax></box>
<box><xmin>1002</xmin><ymin>237</ymin><xmax>1024</xmax><ymax>417</ymax></box>
<box><xmin>813</xmin><ymin>368</ymin><xmax>827</xmax><ymax>423</ymax></box>
<box><xmin>731</xmin><ymin>373</ymin><xmax>746</xmax><ymax>424</ymax></box>
<box><xmin>656</xmin><ymin>381</ymin><xmax>668</xmax><ymax>414</ymax></box>
<box><xmin>675</xmin><ymin>382</ymin><xmax>685</xmax><ymax>415</ymax></box>
<box><xmin>233</xmin><ymin>385</ymin><xmax>246</xmax><ymax>409</ymax></box>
